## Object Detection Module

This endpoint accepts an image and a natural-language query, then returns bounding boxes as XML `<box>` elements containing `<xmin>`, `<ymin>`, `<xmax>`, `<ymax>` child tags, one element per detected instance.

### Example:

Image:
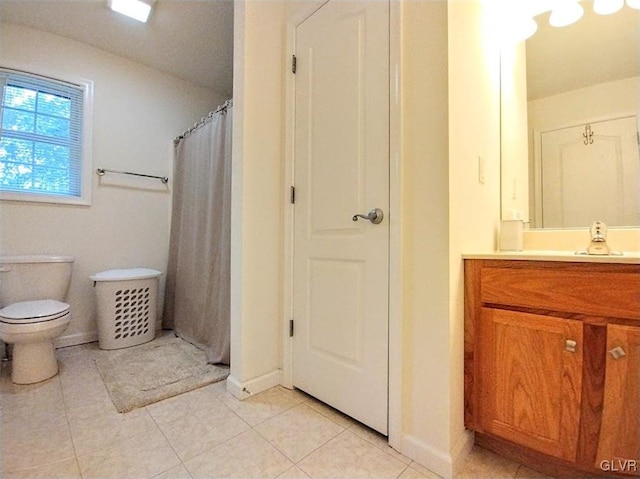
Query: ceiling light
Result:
<box><xmin>549</xmin><ymin>1</ymin><xmax>584</xmax><ymax>27</ymax></box>
<box><xmin>626</xmin><ymin>0</ymin><xmax>640</xmax><ymax>9</ymax></box>
<box><xmin>594</xmin><ymin>0</ymin><xmax>624</xmax><ymax>14</ymax></box>
<box><xmin>108</xmin><ymin>0</ymin><xmax>154</xmax><ymax>23</ymax></box>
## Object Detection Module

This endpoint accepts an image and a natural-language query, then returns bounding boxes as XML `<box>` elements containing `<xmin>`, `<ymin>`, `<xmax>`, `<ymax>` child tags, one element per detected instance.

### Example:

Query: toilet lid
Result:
<box><xmin>0</xmin><ymin>300</ymin><xmax>70</xmax><ymax>324</ymax></box>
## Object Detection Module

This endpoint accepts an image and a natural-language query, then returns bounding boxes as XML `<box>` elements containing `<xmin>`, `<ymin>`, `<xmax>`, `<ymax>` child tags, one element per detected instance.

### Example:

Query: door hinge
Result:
<box><xmin>292</xmin><ymin>55</ymin><xmax>297</xmax><ymax>74</ymax></box>
<box><xmin>290</xmin><ymin>185</ymin><xmax>295</xmax><ymax>204</ymax></box>
<box><xmin>289</xmin><ymin>319</ymin><xmax>294</xmax><ymax>337</ymax></box>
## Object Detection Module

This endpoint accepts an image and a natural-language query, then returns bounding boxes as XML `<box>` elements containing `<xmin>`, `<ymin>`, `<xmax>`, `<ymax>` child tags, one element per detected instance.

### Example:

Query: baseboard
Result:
<box><xmin>399</xmin><ymin>432</ymin><xmax>473</xmax><ymax>479</ymax></box>
<box><xmin>226</xmin><ymin>369</ymin><xmax>282</xmax><ymax>400</ymax></box>
<box><xmin>55</xmin><ymin>331</ymin><xmax>98</xmax><ymax>349</ymax></box>
<box><xmin>54</xmin><ymin>322</ymin><xmax>163</xmax><ymax>350</ymax></box>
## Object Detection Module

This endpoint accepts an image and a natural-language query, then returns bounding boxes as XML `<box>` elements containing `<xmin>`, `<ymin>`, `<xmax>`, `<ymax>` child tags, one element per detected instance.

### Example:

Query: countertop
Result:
<box><xmin>462</xmin><ymin>250</ymin><xmax>640</xmax><ymax>264</ymax></box>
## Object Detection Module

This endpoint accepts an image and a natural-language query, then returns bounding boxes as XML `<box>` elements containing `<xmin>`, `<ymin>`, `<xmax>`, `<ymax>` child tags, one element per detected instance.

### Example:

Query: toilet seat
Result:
<box><xmin>0</xmin><ymin>300</ymin><xmax>70</xmax><ymax>324</ymax></box>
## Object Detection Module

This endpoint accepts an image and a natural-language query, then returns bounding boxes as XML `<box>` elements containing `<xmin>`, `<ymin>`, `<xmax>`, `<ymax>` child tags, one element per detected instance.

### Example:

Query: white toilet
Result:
<box><xmin>0</xmin><ymin>255</ymin><xmax>73</xmax><ymax>384</ymax></box>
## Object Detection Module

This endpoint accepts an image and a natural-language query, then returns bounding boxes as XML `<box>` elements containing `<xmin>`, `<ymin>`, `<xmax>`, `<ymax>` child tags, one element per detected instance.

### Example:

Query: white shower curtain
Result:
<box><xmin>163</xmin><ymin>103</ymin><xmax>232</xmax><ymax>364</ymax></box>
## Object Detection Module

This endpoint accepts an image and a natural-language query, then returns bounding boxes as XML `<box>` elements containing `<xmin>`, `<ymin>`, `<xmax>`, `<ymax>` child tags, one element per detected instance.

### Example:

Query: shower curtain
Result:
<box><xmin>163</xmin><ymin>102</ymin><xmax>232</xmax><ymax>365</ymax></box>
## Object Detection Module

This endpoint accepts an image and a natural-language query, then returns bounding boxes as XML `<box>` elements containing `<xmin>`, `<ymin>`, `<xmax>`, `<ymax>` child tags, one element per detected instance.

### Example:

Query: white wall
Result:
<box><xmin>448</xmin><ymin>0</ymin><xmax>502</xmax><ymax>473</ymax></box>
<box><xmin>230</xmin><ymin>1</ymin><xmax>502</xmax><ymax>478</ymax></box>
<box><xmin>501</xmin><ymin>41</ymin><xmax>530</xmax><ymax>221</ymax></box>
<box><xmin>528</xmin><ymin>76</ymin><xmax>639</xmax><ymax>132</ymax></box>
<box><xmin>0</xmin><ymin>24</ymin><xmax>225</xmax><ymax>346</ymax></box>
<box><xmin>397</xmin><ymin>0</ymin><xmax>455</xmax><ymax>474</ymax></box>
<box><xmin>229</xmin><ymin>1</ymin><xmax>286</xmax><ymax>392</ymax></box>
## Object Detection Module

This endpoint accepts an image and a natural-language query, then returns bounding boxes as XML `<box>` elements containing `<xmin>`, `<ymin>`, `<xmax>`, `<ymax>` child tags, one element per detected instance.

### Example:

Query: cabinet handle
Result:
<box><xmin>609</xmin><ymin>346</ymin><xmax>626</xmax><ymax>359</ymax></box>
<box><xmin>565</xmin><ymin>340</ymin><xmax>577</xmax><ymax>353</ymax></box>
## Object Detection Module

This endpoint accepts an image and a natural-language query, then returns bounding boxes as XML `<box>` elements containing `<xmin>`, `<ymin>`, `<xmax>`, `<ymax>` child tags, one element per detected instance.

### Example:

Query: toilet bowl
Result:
<box><xmin>0</xmin><ymin>256</ymin><xmax>74</xmax><ymax>384</ymax></box>
<box><xmin>0</xmin><ymin>300</ymin><xmax>71</xmax><ymax>384</ymax></box>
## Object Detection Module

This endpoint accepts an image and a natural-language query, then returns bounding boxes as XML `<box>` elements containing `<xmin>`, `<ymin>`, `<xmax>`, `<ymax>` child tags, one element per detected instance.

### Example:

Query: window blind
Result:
<box><xmin>0</xmin><ymin>67</ymin><xmax>85</xmax><ymax>198</ymax></box>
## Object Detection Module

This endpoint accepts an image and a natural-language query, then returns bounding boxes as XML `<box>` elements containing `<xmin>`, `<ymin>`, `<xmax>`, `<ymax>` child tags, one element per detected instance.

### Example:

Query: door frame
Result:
<box><xmin>281</xmin><ymin>0</ymin><xmax>403</xmax><ymax>450</ymax></box>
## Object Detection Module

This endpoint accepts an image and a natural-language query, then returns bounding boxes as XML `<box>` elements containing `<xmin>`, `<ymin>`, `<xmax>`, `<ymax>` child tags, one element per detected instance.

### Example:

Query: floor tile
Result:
<box><xmin>304</xmin><ymin>395</ymin><xmax>355</xmax><ymax>429</ymax></box>
<box><xmin>68</xmin><ymin>407</ymin><xmax>158</xmax><ymax>456</ymax></box>
<box><xmin>221</xmin><ymin>386</ymin><xmax>303</xmax><ymax>426</ymax></box>
<box><xmin>277</xmin><ymin>386</ymin><xmax>313</xmax><ymax>403</ymax></box>
<box><xmin>200</xmin><ymin>378</ymin><xmax>232</xmax><ymax>398</ymax></box>
<box><xmin>1</xmin><ymin>458</ymin><xmax>82</xmax><ymax>479</ymax></box>
<box><xmin>145</xmin><ymin>383</ymin><xmax>225</xmax><ymax>425</ymax></box>
<box><xmin>255</xmin><ymin>403</ymin><xmax>344</xmax><ymax>462</ymax></box>
<box><xmin>1</xmin><ymin>394</ymin><xmax>68</xmax><ymax>433</ymax></box>
<box><xmin>514</xmin><ymin>465</ymin><xmax>555</xmax><ymax>478</ymax></box>
<box><xmin>76</xmin><ymin>426</ymin><xmax>180</xmax><ymax>479</ymax></box>
<box><xmin>152</xmin><ymin>463</ymin><xmax>193</xmax><ymax>479</ymax></box>
<box><xmin>0</xmin><ymin>340</ymin><xmax>541</xmax><ymax>479</ymax></box>
<box><xmin>156</xmin><ymin>399</ymin><xmax>251</xmax><ymax>461</ymax></box>
<box><xmin>184</xmin><ymin>429</ymin><xmax>293</xmax><ymax>479</ymax></box>
<box><xmin>455</xmin><ymin>446</ymin><xmax>521</xmax><ymax>479</ymax></box>
<box><xmin>408</xmin><ymin>462</ymin><xmax>444</xmax><ymax>479</ymax></box>
<box><xmin>399</xmin><ymin>464</ymin><xmax>443</xmax><ymax>479</ymax></box>
<box><xmin>276</xmin><ymin>465</ymin><xmax>312</xmax><ymax>479</ymax></box>
<box><xmin>348</xmin><ymin>422</ymin><xmax>412</xmax><ymax>465</ymax></box>
<box><xmin>1</xmin><ymin>421</ymin><xmax>75</xmax><ymax>473</ymax></box>
<box><xmin>0</xmin><ymin>375</ymin><xmax>64</xmax><ymax>419</ymax></box>
<box><xmin>297</xmin><ymin>430</ymin><xmax>407</xmax><ymax>479</ymax></box>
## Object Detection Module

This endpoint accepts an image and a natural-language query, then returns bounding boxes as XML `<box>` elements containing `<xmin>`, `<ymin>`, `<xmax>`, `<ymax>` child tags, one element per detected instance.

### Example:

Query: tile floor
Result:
<box><xmin>0</xmin><ymin>338</ymin><xmax>554</xmax><ymax>479</ymax></box>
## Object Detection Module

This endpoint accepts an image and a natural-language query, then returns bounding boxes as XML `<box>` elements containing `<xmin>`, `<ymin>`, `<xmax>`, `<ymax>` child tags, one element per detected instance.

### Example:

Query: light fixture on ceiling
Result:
<box><xmin>594</xmin><ymin>0</ymin><xmax>625</xmax><ymax>14</ymax></box>
<box><xmin>108</xmin><ymin>0</ymin><xmax>155</xmax><ymax>23</ymax></box>
<box><xmin>549</xmin><ymin>0</ymin><xmax>584</xmax><ymax>27</ymax></box>
<box><xmin>625</xmin><ymin>0</ymin><xmax>640</xmax><ymax>9</ymax></box>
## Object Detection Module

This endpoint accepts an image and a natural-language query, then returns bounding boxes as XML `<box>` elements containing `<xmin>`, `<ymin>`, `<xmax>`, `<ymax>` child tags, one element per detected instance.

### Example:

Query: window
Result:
<box><xmin>0</xmin><ymin>67</ymin><xmax>92</xmax><ymax>205</ymax></box>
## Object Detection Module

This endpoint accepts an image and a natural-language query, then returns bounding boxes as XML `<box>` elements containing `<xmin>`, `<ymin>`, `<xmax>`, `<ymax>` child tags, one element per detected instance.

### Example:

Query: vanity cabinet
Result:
<box><xmin>597</xmin><ymin>325</ymin><xmax>640</xmax><ymax>471</ymax></box>
<box><xmin>465</xmin><ymin>259</ymin><xmax>640</xmax><ymax>478</ymax></box>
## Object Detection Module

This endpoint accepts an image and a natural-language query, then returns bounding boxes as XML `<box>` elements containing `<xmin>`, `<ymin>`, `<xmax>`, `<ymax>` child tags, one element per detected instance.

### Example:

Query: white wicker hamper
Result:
<box><xmin>90</xmin><ymin>268</ymin><xmax>162</xmax><ymax>350</ymax></box>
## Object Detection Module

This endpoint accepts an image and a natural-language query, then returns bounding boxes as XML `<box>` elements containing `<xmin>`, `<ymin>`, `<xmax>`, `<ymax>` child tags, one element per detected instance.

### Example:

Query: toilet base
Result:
<box><xmin>11</xmin><ymin>340</ymin><xmax>58</xmax><ymax>384</ymax></box>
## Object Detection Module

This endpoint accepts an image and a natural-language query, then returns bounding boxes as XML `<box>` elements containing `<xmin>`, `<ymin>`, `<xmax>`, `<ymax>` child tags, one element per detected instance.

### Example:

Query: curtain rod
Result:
<box><xmin>174</xmin><ymin>99</ymin><xmax>232</xmax><ymax>146</ymax></box>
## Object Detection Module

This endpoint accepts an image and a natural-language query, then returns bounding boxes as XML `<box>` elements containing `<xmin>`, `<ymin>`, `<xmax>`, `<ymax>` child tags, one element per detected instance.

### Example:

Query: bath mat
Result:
<box><xmin>95</xmin><ymin>334</ymin><xmax>229</xmax><ymax>413</ymax></box>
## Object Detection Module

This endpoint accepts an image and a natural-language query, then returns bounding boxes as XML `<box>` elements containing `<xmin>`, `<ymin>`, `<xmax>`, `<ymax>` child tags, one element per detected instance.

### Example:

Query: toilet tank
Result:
<box><xmin>0</xmin><ymin>255</ymin><xmax>74</xmax><ymax>306</ymax></box>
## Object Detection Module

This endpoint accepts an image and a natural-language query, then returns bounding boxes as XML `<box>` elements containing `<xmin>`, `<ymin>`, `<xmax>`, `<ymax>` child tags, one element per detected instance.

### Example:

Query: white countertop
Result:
<box><xmin>462</xmin><ymin>250</ymin><xmax>640</xmax><ymax>264</ymax></box>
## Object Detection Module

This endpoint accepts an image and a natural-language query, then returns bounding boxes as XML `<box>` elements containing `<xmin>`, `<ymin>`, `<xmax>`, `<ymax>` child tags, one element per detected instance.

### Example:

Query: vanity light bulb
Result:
<box><xmin>520</xmin><ymin>17</ymin><xmax>539</xmax><ymax>41</ymax></box>
<box><xmin>594</xmin><ymin>0</ymin><xmax>624</xmax><ymax>14</ymax></box>
<box><xmin>626</xmin><ymin>0</ymin><xmax>640</xmax><ymax>9</ymax></box>
<box><xmin>549</xmin><ymin>1</ymin><xmax>584</xmax><ymax>27</ymax></box>
<box><xmin>502</xmin><ymin>15</ymin><xmax>538</xmax><ymax>44</ymax></box>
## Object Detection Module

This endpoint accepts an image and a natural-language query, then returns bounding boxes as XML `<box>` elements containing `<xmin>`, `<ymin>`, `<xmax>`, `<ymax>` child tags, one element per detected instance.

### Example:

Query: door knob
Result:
<box><xmin>352</xmin><ymin>208</ymin><xmax>384</xmax><ymax>224</ymax></box>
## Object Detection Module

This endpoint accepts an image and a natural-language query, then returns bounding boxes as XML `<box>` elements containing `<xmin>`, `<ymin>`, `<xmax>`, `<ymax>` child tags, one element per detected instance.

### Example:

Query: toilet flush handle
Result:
<box><xmin>0</xmin><ymin>265</ymin><xmax>12</xmax><ymax>272</ymax></box>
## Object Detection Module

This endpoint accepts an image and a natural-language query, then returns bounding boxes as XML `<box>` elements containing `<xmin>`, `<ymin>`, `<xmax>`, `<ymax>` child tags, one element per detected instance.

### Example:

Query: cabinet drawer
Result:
<box><xmin>480</xmin><ymin>265</ymin><xmax>640</xmax><ymax>320</ymax></box>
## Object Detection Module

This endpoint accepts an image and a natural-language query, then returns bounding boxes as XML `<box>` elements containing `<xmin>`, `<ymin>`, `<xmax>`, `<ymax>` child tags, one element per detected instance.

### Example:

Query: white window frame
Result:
<box><xmin>0</xmin><ymin>62</ymin><xmax>93</xmax><ymax>206</ymax></box>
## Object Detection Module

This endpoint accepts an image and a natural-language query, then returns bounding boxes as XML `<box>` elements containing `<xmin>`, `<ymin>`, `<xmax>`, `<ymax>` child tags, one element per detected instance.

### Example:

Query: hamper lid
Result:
<box><xmin>90</xmin><ymin>268</ymin><xmax>162</xmax><ymax>282</ymax></box>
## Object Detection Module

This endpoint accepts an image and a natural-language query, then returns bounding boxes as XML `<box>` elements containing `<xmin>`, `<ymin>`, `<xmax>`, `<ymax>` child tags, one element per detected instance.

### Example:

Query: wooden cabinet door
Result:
<box><xmin>478</xmin><ymin>308</ymin><xmax>583</xmax><ymax>461</ymax></box>
<box><xmin>596</xmin><ymin>324</ymin><xmax>640</xmax><ymax>475</ymax></box>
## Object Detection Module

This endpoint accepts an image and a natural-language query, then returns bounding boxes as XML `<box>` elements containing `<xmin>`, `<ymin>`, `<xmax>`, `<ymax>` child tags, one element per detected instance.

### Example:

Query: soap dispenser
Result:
<box><xmin>499</xmin><ymin>210</ymin><xmax>524</xmax><ymax>251</ymax></box>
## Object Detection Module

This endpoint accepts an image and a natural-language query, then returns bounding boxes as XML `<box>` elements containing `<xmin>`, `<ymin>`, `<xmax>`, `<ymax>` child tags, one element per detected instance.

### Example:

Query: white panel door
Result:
<box><xmin>541</xmin><ymin>116</ymin><xmax>640</xmax><ymax>228</ymax></box>
<box><xmin>293</xmin><ymin>0</ymin><xmax>389</xmax><ymax>434</ymax></box>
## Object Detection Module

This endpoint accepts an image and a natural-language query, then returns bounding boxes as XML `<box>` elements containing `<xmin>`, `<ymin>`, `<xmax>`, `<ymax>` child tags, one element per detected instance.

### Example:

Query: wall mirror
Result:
<box><xmin>500</xmin><ymin>3</ymin><xmax>640</xmax><ymax>229</ymax></box>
